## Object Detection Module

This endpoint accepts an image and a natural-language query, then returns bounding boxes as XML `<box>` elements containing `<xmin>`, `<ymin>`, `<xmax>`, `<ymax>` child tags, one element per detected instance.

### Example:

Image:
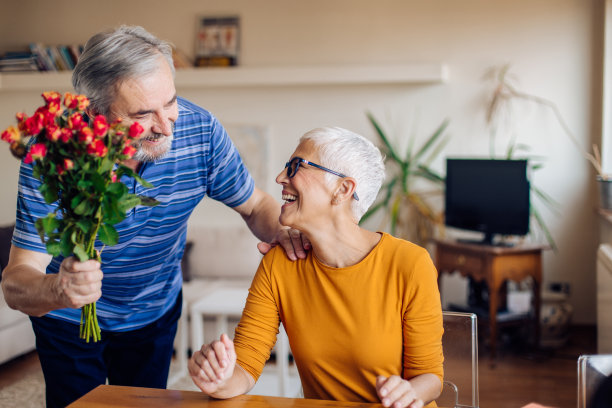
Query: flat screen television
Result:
<box><xmin>444</xmin><ymin>158</ymin><xmax>530</xmax><ymax>246</ymax></box>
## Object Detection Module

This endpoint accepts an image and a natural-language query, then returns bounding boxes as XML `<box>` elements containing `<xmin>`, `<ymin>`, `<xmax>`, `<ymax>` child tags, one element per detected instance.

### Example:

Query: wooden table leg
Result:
<box><xmin>488</xmin><ymin>280</ymin><xmax>498</xmax><ymax>367</ymax></box>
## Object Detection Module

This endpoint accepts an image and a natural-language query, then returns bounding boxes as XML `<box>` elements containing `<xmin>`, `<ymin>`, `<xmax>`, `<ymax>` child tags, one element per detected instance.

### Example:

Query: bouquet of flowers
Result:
<box><xmin>1</xmin><ymin>91</ymin><xmax>158</xmax><ymax>342</ymax></box>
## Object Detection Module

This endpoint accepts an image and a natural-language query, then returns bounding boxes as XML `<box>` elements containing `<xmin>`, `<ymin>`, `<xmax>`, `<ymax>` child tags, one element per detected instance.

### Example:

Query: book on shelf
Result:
<box><xmin>0</xmin><ymin>51</ymin><xmax>40</xmax><ymax>72</ymax></box>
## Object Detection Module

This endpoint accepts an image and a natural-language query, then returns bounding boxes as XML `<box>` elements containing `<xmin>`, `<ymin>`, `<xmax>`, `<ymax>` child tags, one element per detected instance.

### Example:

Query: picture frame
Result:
<box><xmin>195</xmin><ymin>16</ymin><xmax>240</xmax><ymax>67</ymax></box>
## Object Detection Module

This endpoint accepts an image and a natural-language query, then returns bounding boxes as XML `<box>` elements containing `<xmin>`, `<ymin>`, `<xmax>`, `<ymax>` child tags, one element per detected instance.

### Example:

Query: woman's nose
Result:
<box><xmin>276</xmin><ymin>168</ymin><xmax>288</xmax><ymax>185</ymax></box>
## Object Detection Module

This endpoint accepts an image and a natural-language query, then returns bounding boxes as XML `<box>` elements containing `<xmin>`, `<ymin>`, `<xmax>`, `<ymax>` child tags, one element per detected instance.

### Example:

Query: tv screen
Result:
<box><xmin>444</xmin><ymin>158</ymin><xmax>530</xmax><ymax>245</ymax></box>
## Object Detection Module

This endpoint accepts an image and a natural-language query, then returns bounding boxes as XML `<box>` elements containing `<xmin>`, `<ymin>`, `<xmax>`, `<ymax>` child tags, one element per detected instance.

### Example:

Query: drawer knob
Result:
<box><xmin>457</xmin><ymin>255</ymin><xmax>466</xmax><ymax>265</ymax></box>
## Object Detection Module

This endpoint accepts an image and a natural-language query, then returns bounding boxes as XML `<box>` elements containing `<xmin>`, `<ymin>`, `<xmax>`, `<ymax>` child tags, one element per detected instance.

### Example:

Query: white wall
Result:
<box><xmin>0</xmin><ymin>0</ymin><xmax>601</xmax><ymax>323</ymax></box>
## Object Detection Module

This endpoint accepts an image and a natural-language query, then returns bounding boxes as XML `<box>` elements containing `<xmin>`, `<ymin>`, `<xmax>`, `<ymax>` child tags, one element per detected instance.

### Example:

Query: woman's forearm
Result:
<box><xmin>408</xmin><ymin>373</ymin><xmax>442</xmax><ymax>405</ymax></box>
<box><xmin>208</xmin><ymin>364</ymin><xmax>256</xmax><ymax>399</ymax></box>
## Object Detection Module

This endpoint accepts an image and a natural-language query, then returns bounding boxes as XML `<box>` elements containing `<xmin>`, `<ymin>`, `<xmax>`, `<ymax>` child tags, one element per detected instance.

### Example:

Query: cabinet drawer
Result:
<box><xmin>437</xmin><ymin>250</ymin><xmax>483</xmax><ymax>275</ymax></box>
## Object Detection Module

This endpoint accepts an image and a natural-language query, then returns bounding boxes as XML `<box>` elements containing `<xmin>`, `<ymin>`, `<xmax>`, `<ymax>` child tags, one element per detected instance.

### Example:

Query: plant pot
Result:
<box><xmin>597</xmin><ymin>176</ymin><xmax>612</xmax><ymax>210</ymax></box>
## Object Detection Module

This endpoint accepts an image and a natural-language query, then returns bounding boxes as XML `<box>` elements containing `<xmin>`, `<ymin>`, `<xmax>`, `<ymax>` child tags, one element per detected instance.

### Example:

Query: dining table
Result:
<box><xmin>66</xmin><ymin>385</ymin><xmax>383</xmax><ymax>408</ymax></box>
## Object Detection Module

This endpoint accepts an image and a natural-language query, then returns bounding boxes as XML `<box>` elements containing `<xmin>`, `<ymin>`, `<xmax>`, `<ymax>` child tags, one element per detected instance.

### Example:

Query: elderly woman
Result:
<box><xmin>189</xmin><ymin>127</ymin><xmax>444</xmax><ymax>408</ymax></box>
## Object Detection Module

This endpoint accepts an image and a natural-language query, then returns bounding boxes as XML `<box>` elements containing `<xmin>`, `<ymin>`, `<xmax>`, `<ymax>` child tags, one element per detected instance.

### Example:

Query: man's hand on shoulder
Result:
<box><xmin>258</xmin><ymin>228</ymin><xmax>310</xmax><ymax>261</ymax></box>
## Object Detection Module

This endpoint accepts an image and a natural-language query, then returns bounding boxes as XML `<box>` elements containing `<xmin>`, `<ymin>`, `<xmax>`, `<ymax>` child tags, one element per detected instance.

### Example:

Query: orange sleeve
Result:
<box><xmin>233</xmin><ymin>247</ymin><xmax>282</xmax><ymax>381</ymax></box>
<box><xmin>402</xmin><ymin>249</ymin><xmax>445</xmax><ymax>387</ymax></box>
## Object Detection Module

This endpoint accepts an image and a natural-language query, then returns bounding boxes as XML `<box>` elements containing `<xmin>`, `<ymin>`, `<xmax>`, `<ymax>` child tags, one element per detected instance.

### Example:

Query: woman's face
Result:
<box><xmin>275</xmin><ymin>140</ymin><xmax>336</xmax><ymax>230</ymax></box>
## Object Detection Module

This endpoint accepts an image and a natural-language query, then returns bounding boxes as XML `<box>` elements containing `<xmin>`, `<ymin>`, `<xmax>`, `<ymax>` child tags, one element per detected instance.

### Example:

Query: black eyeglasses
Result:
<box><xmin>284</xmin><ymin>157</ymin><xmax>359</xmax><ymax>201</ymax></box>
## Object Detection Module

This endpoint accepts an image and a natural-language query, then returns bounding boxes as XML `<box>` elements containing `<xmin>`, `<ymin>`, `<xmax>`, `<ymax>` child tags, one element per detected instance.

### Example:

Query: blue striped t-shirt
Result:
<box><xmin>12</xmin><ymin>97</ymin><xmax>255</xmax><ymax>331</ymax></box>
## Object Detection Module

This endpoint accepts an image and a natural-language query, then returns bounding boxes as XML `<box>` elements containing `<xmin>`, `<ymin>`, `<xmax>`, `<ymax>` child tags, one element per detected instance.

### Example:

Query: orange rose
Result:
<box><xmin>87</xmin><ymin>139</ymin><xmax>108</xmax><ymax>157</ymax></box>
<box><xmin>78</xmin><ymin>127</ymin><xmax>94</xmax><ymax>144</ymax></box>
<box><xmin>92</xmin><ymin>115</ymin><xmax>109</xmax><ymax>137</ymax></box>
<box><xmin>1</xmin><ymin>126</ymin><xmax>21</xmax><ymax>143</ymax></box>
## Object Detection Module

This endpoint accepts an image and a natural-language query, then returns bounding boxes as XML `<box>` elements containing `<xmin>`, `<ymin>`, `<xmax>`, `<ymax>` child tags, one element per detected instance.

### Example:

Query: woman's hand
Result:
<box><xmin>376</xmin><ymin>375</ymin><xmax>424</xmax><ymax>408</ymax></box>
<box><xmin>189</xmin><ymin>333</ymin><xmax>237</xmax><ymax>395</ymax></box>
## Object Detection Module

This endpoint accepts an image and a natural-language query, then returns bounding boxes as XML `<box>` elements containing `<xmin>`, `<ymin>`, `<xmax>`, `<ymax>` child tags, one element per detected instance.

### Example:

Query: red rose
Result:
<box><xmin>24</xmin><ymin>113</ymin><xmax>44</xmax><ymax>136</ymax></box>
<box><xmin>16</xmin><ymin>113</ymin><xmax>28</xmax><ymax>131</ymax></box>
<box><xmin>122</xmin><ymin>145</ymin><xmax>137</xmax><ymax>159</ymax></box>
<box><xmin>60</xmin><ymin>128</ymin><xmax>73</xmax><ymax>143</ymax></box>
<box><xmin>69</xmin><ymin>112</ymin><xmax>85</xmax><ymax>130</ymax></box>
<box><xmin>76</xmin><ymin>95</ymin><xmax>90</xmax><ymax>111</ymax></box>
<box><xmin>64</xmin><ymin>158</ymin><xmax>74</xmax><ymax>171</ymax></box>
<box><xmin>46</xmin><ymin>124</ymin><xmax>61</xmax><ymax>142</ymax></box>
<box><xmin>129</xmin><ymin>122</ymin><xmax>144</xmax><ymax>138</ymax></box>
<box><xmin>1</xmin><ymin>126</ymin><xmax>20</xmax><ymax>143</ymax></box>
<box><xmin>92</xmin><ymin>115</ymin><xmax>109</xmax><ymax>137</ymax></box>
<box><xmin>63</xmin><ymin>92</ymin><xmax>78</xmax><ymax>109</ymax></box>
<box><xmin>87</xmin><ymin>139</ymin><xmax>108</xmax><ymax>157</ymax></box>
<box><xmin>42</xmin><ymin>91</ymin><xmax>61</xmax><ymax>105</ymax></box>
<box><xmin>78</xmin><ymin>127</ymin><xmax>94</xmax><ymax>144</ymax></box>
<box><xmin>24</xmin><ymin>143</ymin><xmax>47</xmax><ymax>164</ymax></box>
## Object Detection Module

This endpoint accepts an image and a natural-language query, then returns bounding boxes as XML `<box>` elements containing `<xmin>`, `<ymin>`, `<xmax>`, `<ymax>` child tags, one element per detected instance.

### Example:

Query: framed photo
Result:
<box><xmin>195</xmin><ymin>16</ymin><xmax>240</xmax><ymax>67</ymax></box>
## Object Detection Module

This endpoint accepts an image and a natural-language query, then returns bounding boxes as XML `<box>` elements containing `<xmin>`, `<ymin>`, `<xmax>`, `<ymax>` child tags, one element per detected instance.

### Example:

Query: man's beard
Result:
<box><xmin>131</xmin><ymin>122</ymin><xmax>175</xmax><ymax>162</ymax></box>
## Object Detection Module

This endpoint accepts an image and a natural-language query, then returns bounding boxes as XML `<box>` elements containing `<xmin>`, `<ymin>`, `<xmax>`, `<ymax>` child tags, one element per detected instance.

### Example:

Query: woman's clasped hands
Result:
<box><xmin>376</xmin><ymin>375</ymin><xmax>424</xmax><ymax>408</ymax></box>
<box><xmin>189</xmin><ymin>333</ymin><xmax>237</xmax><ymax>394</ymax></box>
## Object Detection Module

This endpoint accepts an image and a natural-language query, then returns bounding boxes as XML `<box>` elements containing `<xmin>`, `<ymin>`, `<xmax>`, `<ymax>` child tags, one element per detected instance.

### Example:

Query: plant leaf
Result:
<box><xmin>98</xmin><ymin>223</ymin><xmax>119</xmax><ymax>246</ymax></box>
<box><xmin>138</xmin><ymin>195</ymin><xmax>160</xmax><ymax>207</ymax></box>
<box><xmin>412</xmin><ymin>119</ymin><xmax>450</xmax><ymax>163</ymax></box>
<box><xmin>73</xmin><ymin>244</ymin><xmax>89</xmax><ymax>262</ymax></box>
<box><xmin>45</xmin><ymin>239</ymin><xmax>61</xmax><ymax>257</ymax></box>
<box><xmin>366</xmin><ymin>112</ymin><xmax>402</xmax><ymax>164</ymax></box>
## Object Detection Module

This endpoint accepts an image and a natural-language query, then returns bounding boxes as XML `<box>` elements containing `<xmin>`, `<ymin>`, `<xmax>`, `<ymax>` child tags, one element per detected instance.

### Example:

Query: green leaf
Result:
<box><xmin>98</xmin><ymin>223</ymin><xmax>119</xmax><ymax>246</ymax></box>
<box><xmin>39</xmin><ymin>184</ymin><xmax>59</xmax><ymax>204</ymax></box>
<box><xmin>90</xmin><ymin>172</ymin><xmax>106</xmax><ymax>193</ymax></box>
<box><xmin>74</xmin><ymin>198</ymin><xmax>90</xmax><ymax>215</ymax></box>
<box><xmin>73</xmin><ymin>244</ymin><xmax>89</xmax><ymax>262</ymax></box>
<box><xmin>40</xmin><ymin>215</ymin><xmax>60</xmax><ymax>235</ymax></box>
<box><xmin>366</xmin><ymin>112</ymin><xmax>402</xmax><ymax>164</ymax></box>
<box><xmin>60</xmin><ymin>228</ymin><xmax>75</xmax><ymax>257</ymax></box>
<box><xmin>412</xmin><ymin>119</ymin><xmax>450</xmax><ymax>163</ymax></box>
<box><xmin>76</xmin><ymin>219</ymin><xmax>93</xmax><ymax>233</ymax></box>
<box><xmin>46</xmin><ymin>239</ymin><xmax>61</xmax><ymax>257</ymax></box>
<box><xmin>132</xmin><ymin>173</ymin><xmax>154</xmax><ymax>189</ymax></box>
<box><xmin>107</xmin><ymin>182</ymin><xmax>127</xmax><ymax>197</ymax></box>
<box><xmin>34</xmin><ymin>218</ymin><xmax>46</xmax><ymax>243</ymax></box>
<box><xmin>118</xmin><ymin>194</ymin><xmax>142</xmax><ymax>213</ymax></box>
<box><xmin>138</xmin><ymin>195</ymin><xmax>160</xmax><ymax>207</ymax></box>
<box><xmin>98</xmin><ymin>156</ymin><xmax>114</xmax><ymax>174</ymax></box>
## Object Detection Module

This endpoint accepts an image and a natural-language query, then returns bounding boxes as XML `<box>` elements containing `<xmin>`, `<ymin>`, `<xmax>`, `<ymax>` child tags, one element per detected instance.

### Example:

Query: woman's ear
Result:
<box><xmin>332</xmin><ymin>177</ymin><xmax>357</xmax><ymax>204</ymax></box>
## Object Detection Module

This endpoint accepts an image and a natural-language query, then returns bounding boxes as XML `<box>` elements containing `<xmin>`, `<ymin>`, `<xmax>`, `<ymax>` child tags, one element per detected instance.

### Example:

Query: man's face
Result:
<box><xmin>109</xmin><ymin>56</ymin><xmax>179</xmax><ymax>162</ymax></box>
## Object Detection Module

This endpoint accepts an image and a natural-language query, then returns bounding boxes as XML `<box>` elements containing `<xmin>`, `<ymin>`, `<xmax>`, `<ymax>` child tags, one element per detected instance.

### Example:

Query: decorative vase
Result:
<box><xmin>540</xmin><ymin>290</ymin><xmax>573</xmax><ymax>348</ymax></box>
<box><xmin>597</xmin><ymin>176</ymin><xmax>612</xmax><ymax>210</ymax></box>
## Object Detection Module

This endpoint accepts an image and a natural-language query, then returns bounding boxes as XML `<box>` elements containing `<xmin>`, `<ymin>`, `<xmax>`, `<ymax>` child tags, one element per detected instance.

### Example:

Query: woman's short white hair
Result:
<box><xmin>300</xmin><ymin>127</ymin><xmax>385</xmax><ymax>221</ymax></box>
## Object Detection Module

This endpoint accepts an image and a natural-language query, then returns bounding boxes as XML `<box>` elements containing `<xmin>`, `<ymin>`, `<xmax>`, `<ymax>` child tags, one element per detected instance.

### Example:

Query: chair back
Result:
<box><xmin>436</xmin><ymin>311</ymin><xmax>479</xmax><ymax>408</ymax></box>
<box><xmin>577</xmin><ymin>354</ymin><xmax>612</xmax><ymax>408</ymax></box>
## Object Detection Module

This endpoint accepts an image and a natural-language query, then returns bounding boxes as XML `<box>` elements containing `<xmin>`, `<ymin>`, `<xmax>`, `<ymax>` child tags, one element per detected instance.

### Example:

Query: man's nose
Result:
<box><xmin>152</xmin><ymin>113</ymin><xmax>174</xmax><ymax>136</ymax></box>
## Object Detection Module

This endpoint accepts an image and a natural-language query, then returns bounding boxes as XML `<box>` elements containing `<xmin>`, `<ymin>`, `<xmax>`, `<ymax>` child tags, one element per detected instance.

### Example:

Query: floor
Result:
<box><xmin>0</xmin><ymin>325</ymin><xmax>597</xmax><ymax>408</ymax></box>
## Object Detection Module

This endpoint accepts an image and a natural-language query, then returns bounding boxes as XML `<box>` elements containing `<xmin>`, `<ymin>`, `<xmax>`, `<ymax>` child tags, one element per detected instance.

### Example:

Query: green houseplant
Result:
<box><xmin>360</xmin><ymin>112</ymin><xmax>450</xmax><ymax>246</ymax></box>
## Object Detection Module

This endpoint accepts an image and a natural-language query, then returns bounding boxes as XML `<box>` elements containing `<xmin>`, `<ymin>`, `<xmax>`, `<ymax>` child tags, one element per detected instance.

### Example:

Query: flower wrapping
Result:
<box><xmin>1</xmin><ymin>91</ymin><xmax>158</xmax><ymax>342</ymax></box>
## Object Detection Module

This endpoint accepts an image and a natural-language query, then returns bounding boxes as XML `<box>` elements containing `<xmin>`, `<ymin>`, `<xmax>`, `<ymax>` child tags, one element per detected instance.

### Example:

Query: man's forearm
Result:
<box><xmin>239</xmin><ymin>188</ymin><xmax>282</xmax><ymax>243</ymax></box>
<box><xmin>1</xmin><ymin>264</ymin><xmax>62</xmax><ymax>316</ymax></box>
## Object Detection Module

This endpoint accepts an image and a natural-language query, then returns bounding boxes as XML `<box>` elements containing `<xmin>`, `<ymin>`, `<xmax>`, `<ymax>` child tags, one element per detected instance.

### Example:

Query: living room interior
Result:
<box><xmin>0</xmin><ymin>1</ymin><xmax>609</xmax><ymax>407</ymax></box>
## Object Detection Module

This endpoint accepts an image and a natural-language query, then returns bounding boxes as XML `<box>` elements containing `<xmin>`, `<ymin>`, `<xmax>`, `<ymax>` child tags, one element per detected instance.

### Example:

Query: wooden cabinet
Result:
<box><xmin>434</xmin><ymin>239</ymin><xmax>547</xmax><ymax>364</ymax></box>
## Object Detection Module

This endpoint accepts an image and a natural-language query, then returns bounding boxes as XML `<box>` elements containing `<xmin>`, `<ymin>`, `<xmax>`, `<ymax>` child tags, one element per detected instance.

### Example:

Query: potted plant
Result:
<box><xmin>359</xmin><ymin>112</ymin><xmax>450</xmax><ymax>247</ymax></box>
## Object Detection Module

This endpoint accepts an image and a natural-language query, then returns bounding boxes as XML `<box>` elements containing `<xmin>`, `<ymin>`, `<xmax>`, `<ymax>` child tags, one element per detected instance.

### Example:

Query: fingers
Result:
<box><xmin>189</xmin><ymin>334</ymin><xmax>236</xmax><ymax>394</ymax></box>
<box><xmin>257</xmin><ymin>241</ymin><xmax>274</xmax><ymax>255</ymax></box>
<box><xmin>57</xmin><ymin>256</ymin><xmax>103</xmax><ymax>308</ymax></box>
<box><xmin>376</xmin><ymin>375</ymin><xmax>422</xmax><ymax>408</ymax></box>
<box><xmin>275</xmin><ymin>228</ymin><xmax>307</xmax><ymax>261</ymax></box>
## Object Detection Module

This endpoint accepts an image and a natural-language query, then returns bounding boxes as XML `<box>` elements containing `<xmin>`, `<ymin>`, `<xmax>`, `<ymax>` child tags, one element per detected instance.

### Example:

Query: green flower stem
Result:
<box><xmin>79</xmin><ymin>206</ymin><xmax>103</xmax><ymax>343</ymax></box>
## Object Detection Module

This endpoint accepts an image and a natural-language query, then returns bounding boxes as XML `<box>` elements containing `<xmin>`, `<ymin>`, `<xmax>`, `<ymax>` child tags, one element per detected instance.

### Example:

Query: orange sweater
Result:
<box><xmin>234</xmin><ymin>232</ymin><xmax>444</xmax><ymax>406</ymax></box>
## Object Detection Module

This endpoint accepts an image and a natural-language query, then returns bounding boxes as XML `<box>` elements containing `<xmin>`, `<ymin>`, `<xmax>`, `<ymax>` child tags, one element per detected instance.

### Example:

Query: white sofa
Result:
<box><xmin>0</xmin><ymin>287</ymin><xmax>36</xmax><ymax>365</ymax></box>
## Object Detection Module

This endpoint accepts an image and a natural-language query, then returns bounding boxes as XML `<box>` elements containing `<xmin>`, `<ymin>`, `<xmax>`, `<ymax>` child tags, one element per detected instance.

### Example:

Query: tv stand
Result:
<box><xmin>456</xmin><ymin>238</ymin><xmax>516</xmax><ymax>248</ymax></box>
<box><xmin>434</xmin><ymin>238</ymin><xmax>547</xmax><ymax>365</ymax></box>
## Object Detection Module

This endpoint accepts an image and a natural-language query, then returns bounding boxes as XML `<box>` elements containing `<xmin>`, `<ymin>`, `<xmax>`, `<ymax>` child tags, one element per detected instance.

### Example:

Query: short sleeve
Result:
<box><xmin>12</xmin><ymin>161</ymin><xmax>55</xmax><ymax>253</ymax></box>
<box><xmin>205</xmin><ymin>117</ymin><xmax>255</xmax><ymax>208</ymax></box>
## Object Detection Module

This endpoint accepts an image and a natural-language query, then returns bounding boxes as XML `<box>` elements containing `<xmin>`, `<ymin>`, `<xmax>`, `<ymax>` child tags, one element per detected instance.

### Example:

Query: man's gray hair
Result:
<box><xmin>300</xmin><ymin>127</ymin><xmax>385</xmax><ymax>221</ymax></box>
<box><xmin>72</xmin><ymin>25</ymin><xmax>175</xmax><ymax>117</ymax></box>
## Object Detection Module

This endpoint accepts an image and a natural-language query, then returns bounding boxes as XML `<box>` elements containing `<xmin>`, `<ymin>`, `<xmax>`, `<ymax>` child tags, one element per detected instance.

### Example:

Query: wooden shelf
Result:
<box><xmin>0</xmin><ymin>63</ymin><xmax>448</xmax><ymax>92</ymax></box>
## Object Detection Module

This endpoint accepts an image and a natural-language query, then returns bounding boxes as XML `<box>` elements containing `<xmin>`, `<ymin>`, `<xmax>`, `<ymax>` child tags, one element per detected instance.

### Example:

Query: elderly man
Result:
<box><xmin>1</xmin><ymin>25</ymin><xmax>305</xmax><ymax>408</ymax></box>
